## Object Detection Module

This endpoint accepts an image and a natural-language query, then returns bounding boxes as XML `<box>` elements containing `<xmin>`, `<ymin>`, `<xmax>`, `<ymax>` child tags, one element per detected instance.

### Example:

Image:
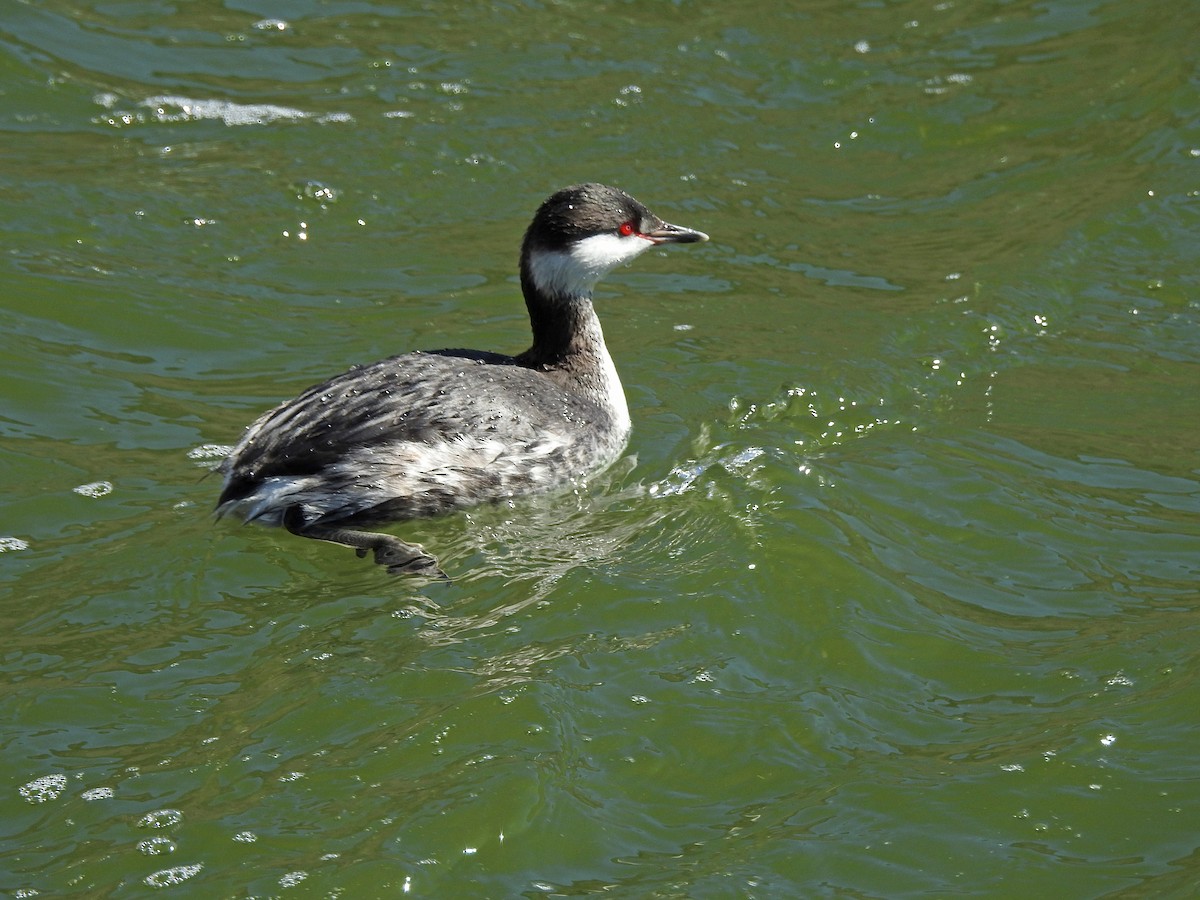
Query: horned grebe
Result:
<box><xmin>216</xmin><ymin>183</ymin><xmax>708</xmax><ymax>576</ymax></box>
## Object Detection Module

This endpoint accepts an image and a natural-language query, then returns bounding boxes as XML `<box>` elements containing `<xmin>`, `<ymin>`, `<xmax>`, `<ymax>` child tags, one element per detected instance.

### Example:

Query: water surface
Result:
<box><xmin>2</xmin><ymin>0</ymin><xmax>1198</xmax><ymax>896</ymax></box>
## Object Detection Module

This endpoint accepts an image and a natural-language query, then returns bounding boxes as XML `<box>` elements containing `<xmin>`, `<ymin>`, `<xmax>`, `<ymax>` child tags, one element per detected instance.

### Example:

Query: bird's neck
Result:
<box><xmin>516</xmin><ymin>264</ymin><xmax>630</xmax><ymax>434</ymax></box>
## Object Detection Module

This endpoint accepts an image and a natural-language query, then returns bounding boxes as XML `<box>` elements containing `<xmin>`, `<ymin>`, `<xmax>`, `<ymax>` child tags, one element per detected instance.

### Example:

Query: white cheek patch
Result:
<box><xmin>528</xmin><ymin>233</ymin><xmax>652</xmax><ymax>298</ymax></box>
<box><xmin>570</xmin><ymin>232</ymin><xmax>651</xmax><ymax>273</ymax></box>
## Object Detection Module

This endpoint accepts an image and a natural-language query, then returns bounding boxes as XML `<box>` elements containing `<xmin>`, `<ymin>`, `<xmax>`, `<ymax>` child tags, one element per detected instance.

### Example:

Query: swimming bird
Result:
<box><xmin>216</xmin><ymin>183</ymin><xmax>708</xmax><ymax>576</ymax></box>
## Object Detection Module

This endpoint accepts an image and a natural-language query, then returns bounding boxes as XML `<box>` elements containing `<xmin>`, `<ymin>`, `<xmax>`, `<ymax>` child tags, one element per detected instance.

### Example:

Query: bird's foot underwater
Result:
<box><xmin>283</xmin><ymin>506</ymin><xmax>448</xmax><ymax>579</ymax></box>
<box><xmin>355</xmin><ymin>540</ymin><xmax>447</xmax><ymax>579</ymax></box>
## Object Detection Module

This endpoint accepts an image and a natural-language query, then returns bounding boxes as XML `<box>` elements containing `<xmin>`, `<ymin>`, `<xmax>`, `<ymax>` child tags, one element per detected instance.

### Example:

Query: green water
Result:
<box><xmin>2</xmin><ymin>0</ymin><xmax>1198</xmax><ymax>896</ymax></box>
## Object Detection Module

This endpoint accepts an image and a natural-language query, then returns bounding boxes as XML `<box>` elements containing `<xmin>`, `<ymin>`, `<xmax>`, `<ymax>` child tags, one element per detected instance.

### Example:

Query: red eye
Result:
<box><xmin>618</xmin><ymin>221</ymin><xmax>636</xmax><ymax>237</ymax></box>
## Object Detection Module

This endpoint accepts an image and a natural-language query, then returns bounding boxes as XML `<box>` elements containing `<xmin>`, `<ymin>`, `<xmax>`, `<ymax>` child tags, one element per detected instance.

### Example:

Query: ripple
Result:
<box><xmin>73</xmin><ymin>481</ymin><xmax>113</xmax><ymax>498</ymax></box>
<box><xmin>92</xmin><ymin>93</ymin><xmax>353</xmax><ymax>128</ymax></box>
<box><xmin>137</xmin><ymin>836</ymin><xmax>176</xmax><ymax>856</ymax></box>
<box><xmin>137</xmin><ymin>808</ymin><xmax>184</xmax><ymax>829</ymax></box>
<box><xmin>19</xmin><ymin>774</ymin><xmax>66</xmax><ymax>803</ymax></box>
<box><xmin>144</xmin><ymin>864</ymin><xmax>202</xmax><ymax>887</ymax></box>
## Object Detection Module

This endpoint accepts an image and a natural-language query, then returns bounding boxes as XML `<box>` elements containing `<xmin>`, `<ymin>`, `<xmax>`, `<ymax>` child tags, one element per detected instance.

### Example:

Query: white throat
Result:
<box><xmin>594</xmin><ymin>326</ymin><xmax>631</xmax><ymax>434</ymax></box>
